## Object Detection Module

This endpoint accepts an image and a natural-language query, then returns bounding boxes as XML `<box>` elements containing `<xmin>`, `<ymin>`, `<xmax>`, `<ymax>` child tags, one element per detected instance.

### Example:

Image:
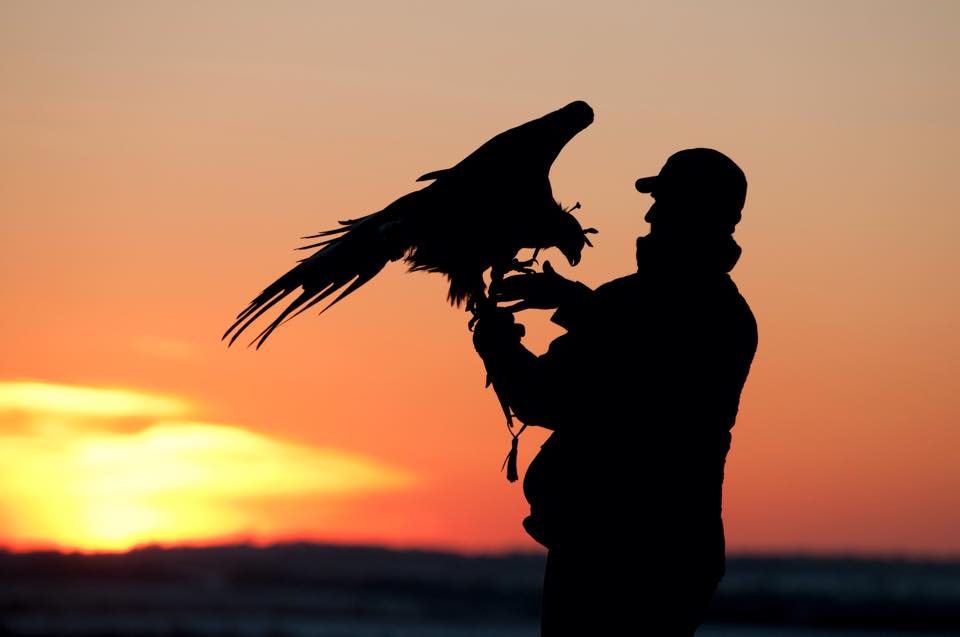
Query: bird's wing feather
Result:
<box><xmin>222</xmin><ymin>190</ymin><xmax>422</xmax><ymax>349</ymax></box>
<box><xmin>416</xmin><ymin>168</ymin><xmax>452</xmax><ymax>182</ymax></box>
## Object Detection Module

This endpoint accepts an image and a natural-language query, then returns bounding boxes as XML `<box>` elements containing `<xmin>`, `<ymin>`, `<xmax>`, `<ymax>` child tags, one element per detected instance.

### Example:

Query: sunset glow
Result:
<box><xmin>2</xmin><ymin>2</ymin><xmax>958</xmax><ymax>556</ymax></box>
<box><xmin>0</xmin><ymin>382</ymin><xmax>417</xmax><ymax>552</ymax></box>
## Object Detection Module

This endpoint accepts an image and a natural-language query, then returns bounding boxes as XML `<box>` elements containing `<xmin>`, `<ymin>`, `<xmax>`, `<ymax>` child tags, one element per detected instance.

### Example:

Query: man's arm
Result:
<box><xmin>472</xmin><ymin>308</ymin><xmax>584</xmax><ymax>430</ymax></box>
<box><xmin>473</xmin><ymin>262</ymin><xmax>597</xmax><ymax>429</ymax></box>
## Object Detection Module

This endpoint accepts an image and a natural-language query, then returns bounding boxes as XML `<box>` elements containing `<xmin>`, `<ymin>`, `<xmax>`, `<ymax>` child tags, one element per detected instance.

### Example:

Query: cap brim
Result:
<box><xmin>635</xmin><ymin>176</ymin><xmax>657</xmax><ymax>193</ymax></box>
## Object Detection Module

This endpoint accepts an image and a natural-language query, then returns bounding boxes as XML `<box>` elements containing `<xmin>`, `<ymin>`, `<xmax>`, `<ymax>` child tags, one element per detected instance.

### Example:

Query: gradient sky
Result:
<box><xmin>1</xmin><ymin>1</ymin><xmax>958</xmax><ymax>556</ymax></box>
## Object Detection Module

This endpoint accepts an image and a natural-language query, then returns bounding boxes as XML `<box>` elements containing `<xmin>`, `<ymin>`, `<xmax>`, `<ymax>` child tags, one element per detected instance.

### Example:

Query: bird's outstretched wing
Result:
<box><xmin>222</xmin><ymin>190</ymin><xmax>422</xmax><ymax>349</ymax></box>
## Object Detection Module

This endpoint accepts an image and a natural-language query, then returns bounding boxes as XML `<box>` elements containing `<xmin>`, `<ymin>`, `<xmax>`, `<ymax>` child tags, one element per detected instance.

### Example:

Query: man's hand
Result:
<box><xmin>472</xmin><ymin>306</ymin><xmax>525</xmax><ymax>364</ymax></box>
<box><xmin>490</xmin><ymin>260</ymin><xmax>592</xmax><ymax>313</ymax></box>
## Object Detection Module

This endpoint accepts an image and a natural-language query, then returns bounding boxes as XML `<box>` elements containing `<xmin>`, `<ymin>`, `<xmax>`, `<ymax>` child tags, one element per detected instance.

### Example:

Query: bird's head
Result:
<box><xmin>550</xmin><ymin>202</ymin><xmax>598</xmax><ymax>267</ymax></box>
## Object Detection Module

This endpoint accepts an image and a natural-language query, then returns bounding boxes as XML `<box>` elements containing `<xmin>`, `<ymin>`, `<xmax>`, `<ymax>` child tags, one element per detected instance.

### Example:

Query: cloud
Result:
<box><xmin>0</xmin><ymin>381</ymin><xmax>418</xmax><ymax>551</ymax></box>
<box><xmin>0</xmin><ymin>381</ymin><xmax>189</xmax><ymax>418</ymax></box>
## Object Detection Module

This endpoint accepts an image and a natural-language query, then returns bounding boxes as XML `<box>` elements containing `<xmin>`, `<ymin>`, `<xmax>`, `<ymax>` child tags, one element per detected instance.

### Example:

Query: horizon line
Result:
<box><xmin>3</xmin><ymin>539</ymin><xmax>959</xmax><ymax>564</ymax></box>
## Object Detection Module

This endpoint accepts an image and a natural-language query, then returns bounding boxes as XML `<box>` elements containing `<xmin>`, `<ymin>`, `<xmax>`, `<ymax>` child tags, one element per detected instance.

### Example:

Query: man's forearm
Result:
<box><xmin>481</xmin><ymin>340</ymin><xmax>569</xmax><ymax>430</ymax></box>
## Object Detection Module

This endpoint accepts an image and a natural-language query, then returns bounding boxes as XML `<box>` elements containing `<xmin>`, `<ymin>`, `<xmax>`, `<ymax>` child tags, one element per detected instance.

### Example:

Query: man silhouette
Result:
<box><xmin>472</xmin><ymin>148</ymin><xmax>758</xmax><ymax>635</ymax></box>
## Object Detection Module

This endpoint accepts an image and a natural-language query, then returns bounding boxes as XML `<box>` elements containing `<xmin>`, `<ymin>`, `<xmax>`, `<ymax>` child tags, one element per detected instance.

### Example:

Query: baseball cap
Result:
<box><xmin>635</xmin><ymin>148</ymin><xmax>747</xmax><ymax>230</ymax></box>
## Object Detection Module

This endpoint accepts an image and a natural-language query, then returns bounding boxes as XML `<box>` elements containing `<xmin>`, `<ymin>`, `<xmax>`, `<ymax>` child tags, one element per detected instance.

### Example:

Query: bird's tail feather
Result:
<box><xmin>223</xmin><ymin>201</ymin><xmax>413</xmax><ymax>348</ymax></box>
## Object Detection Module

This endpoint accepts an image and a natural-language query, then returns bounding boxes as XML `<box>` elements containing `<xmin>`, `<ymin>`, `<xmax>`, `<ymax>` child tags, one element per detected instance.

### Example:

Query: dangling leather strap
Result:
<box><xmin>501</xmin><ymin>421</ymin><xmax>528</xmax><ymax>482</ymax></box>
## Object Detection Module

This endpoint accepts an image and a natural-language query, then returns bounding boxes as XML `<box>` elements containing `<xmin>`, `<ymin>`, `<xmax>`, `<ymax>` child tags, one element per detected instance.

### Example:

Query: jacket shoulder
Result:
<box><xmin>587</xmin><ymin>273</ymin><xmax>644</xmax><ymax>311</ymax></box>
<box><xmin>593</xmin><ymin>273</ymin><xmax>642</xmax><ymax>297</ymax></box>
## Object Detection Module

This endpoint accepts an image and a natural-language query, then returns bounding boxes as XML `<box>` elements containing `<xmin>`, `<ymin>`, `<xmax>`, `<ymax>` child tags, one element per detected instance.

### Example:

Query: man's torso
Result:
<box><xmin>521</xmin><ymin>268</ymin><xmax>758</xmax><ymax>556</ymax></box>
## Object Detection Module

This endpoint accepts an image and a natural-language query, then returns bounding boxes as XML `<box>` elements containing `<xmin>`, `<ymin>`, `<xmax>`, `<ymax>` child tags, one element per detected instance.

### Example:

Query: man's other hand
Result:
<box><xmin>490</xmin><ymin>261</ymin><xmax>591</xmax><ymax>312</ymax></box>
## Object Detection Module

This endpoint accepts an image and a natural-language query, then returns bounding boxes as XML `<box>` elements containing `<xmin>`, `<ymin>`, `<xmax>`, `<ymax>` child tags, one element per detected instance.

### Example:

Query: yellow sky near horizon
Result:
<box><xmin>1</xmin><ymin>1</ymin><xmax>958</xmax><ymax>555</ymax></box>
<box><xmin>0</xmin><ymin>381</ymin><xmax>417</xmax><ymax>552</ymax></box>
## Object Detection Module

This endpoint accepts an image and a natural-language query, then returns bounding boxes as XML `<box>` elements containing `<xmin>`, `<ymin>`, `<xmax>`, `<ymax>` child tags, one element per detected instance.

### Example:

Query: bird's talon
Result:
<box><xmin>509</xmin><ymin>257</ymin><xmax>539</xmax><ymax>273</ymax></box>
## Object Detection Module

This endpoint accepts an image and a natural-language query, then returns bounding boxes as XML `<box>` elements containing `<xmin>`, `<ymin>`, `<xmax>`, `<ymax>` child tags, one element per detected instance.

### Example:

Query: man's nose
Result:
<box><xmin>644</xmin><ymin>202</ymin><xmax>658</xmax><ymax>224</ymax></box>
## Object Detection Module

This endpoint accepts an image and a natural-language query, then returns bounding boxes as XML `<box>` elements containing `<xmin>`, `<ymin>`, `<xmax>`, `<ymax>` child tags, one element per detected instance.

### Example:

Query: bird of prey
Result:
<box><xmin>223</xmin><ymin>100</ymin><xmax>596</xmax><ymax>350</ymax></box>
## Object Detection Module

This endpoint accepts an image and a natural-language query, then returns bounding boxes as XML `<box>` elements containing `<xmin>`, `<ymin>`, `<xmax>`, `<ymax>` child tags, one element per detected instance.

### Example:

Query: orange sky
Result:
<box><xmin>1</xmin><ymin>1</ymin><xmax>958</xmax><ymax>556</ymax></box>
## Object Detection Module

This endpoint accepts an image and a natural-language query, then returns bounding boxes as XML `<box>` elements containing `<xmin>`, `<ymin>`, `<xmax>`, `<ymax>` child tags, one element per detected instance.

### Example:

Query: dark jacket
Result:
<box><xmin>481</xmin><ymin>235</ymin><xmax>757</xmax><ymax>577</ymax></box>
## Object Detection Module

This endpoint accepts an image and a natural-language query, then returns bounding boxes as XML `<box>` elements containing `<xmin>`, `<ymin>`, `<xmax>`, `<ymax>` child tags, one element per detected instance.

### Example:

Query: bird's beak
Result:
<box><xmin>568</xmin><ymin>253</ymin><xmax>581</xmax><ymax>267</ymax></box>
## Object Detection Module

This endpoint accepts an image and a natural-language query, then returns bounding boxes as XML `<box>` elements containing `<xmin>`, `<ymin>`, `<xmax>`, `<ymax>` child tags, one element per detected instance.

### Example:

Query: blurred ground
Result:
<box><xmin>1</xmin><ymin>544</ymin><xmax>958</xmax><ymax>636</ymax></box>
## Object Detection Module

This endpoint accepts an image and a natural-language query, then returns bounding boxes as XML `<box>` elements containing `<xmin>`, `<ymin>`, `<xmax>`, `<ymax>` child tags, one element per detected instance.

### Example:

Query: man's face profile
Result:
<box><xmin>642</xmin><ymin>194</ymin><xmax>703</xmax><ymax>239</ymax></box>
<box><xmin>643</xmin><ymin>190</ymin><xmax>741</xmax><ymax>241</ymax></box>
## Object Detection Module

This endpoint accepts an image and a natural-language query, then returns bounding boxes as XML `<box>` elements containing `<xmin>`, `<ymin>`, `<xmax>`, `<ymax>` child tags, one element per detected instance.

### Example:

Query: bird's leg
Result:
<box><xmin>468</xmin><ymin>297</ymin><xmax>481</xmax><ymax>331</ymax></box>
<box><xmin>489</xmin><ymin>264</ymin><xmax>508</xmax><ymax>287</ymax></box>
<box><xmin>469</xmin><ymin>263</ymin><xmax>510</xmax><ymax>331</ymax></box>
<box><xmin>468</xmin><ymin>292</ymin><xmax>496</xmax><ymax>331</ymax></box>
<box><xmin>510</xmin><ymin>261</ymin><xmax>537</xmax><ymax>274</ymax></box>
<box><xmin>467</xmin><ymin>275</ymin><xmax>494</xmax><ymax>331</ymax></box>
<box><xmin>473</xmin><ymin>269</ymin><xmax>501</xmax><ymax>332</ymax></box>
<box><xmin>508</xmin><ymin>247</ymin><xmax>541</xmax><ymax>273</ymax></box>
<box><xmin>506</xmin><ymin>253</ymin><xmax>539</xmax><ymax>274</ymax></box>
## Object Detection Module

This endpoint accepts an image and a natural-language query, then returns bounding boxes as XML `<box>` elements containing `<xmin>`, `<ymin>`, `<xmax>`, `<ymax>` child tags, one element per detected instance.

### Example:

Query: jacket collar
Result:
<box><xmin>635</xmin><ymin>233</ymin><xmax>742</xmax><ymax>275</ymax></box>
